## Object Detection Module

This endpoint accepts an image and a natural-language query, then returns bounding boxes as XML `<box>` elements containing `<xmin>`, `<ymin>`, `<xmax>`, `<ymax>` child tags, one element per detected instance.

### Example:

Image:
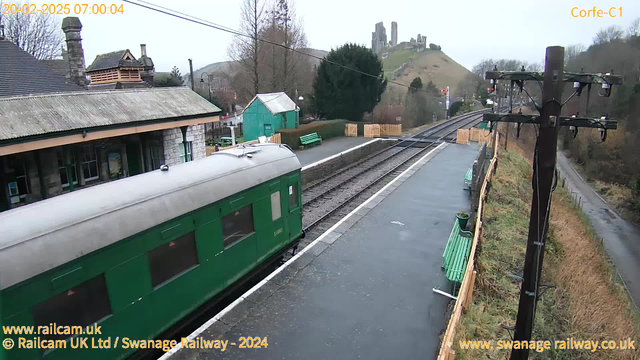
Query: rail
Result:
<box><xmin>303</xmin><ymin>112</ymin><xmax>487</xmax><ymax>233</ymax></box>
<box><xmin>437</xmin><ymin>132</ymin><xmax>500</xmax><ymax>360</ymax></box>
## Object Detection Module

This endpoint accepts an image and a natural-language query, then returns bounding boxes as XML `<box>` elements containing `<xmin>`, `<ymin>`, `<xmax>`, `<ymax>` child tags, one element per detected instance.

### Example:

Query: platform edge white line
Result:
<box><xmin>159</xmin><ymin>141</ymin><xmax>447</xmax><ymax>359</ymax></box>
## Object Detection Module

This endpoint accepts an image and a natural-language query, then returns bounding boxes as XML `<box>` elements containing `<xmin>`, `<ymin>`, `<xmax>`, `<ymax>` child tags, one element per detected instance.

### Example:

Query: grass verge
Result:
<box><xmin>453</xmin><ymin>148</ymin><xmax>639</xmax><ymax>359</ymax></box>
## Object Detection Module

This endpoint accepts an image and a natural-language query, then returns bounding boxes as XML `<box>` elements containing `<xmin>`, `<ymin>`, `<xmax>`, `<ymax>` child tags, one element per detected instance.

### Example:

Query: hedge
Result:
<box><xmin>278</xmin><ymin>120</ymin><xmax>347</xmax><ymax>148</ymax></box>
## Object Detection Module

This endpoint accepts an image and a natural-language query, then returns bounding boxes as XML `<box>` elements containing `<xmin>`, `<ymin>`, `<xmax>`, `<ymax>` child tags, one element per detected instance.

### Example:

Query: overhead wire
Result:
<box><xmin>121</xmin><ymin>0</ymin><xmax>433</xmax><ymax>94</ymax></box>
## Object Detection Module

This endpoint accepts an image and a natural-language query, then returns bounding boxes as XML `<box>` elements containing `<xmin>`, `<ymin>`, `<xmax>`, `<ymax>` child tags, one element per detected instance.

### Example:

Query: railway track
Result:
<box><xmin>291</xmin><ymin>111</ymin><xmax>486</xmax><ymax>258</ymax></box>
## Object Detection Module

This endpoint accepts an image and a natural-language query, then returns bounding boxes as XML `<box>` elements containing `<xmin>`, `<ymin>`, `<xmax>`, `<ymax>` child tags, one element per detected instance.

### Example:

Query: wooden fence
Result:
<box><xmin>363</xmin><ymin>124</ymin><xmax>402</xmax><ymax>138</ymax></box>
<box><xmin>364</xmin><ymin>124</ymin><xmax>381</xmax><ymax>138</ymax></box>
<box><xmin>456</xmin><ymin>129</ymin><xmax>470</xmax><ymax>144</ymax></box>
<box><xmin>271</xmin><ymin>133</ymin><xmax>282</xmax><ymax>144</ymax></box>
<box><xmin>437</xmin><ymin>133</ymin><xmax>500</xmax><ymax>360</ymax></box>
<box><xmin>470</xmin><ymin>128</ymin><xmax>491</xmax><ymax>144</ymax></box>
<box><xmin>345</xmin><ymin>124</ymin><xmax>358</xmax><ymax>137</ymax></box>
<box><xmin>380</xmin><ymin>124</ymin><xmax>402</xmax><ymax>136</ymax></box>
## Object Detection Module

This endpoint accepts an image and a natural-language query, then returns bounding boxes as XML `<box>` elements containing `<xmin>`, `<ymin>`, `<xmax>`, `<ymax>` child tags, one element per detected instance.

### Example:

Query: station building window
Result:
<box><xmin>271</xmin><ymin>192</ymin><xmax>281</xmax><ymax>221</ymax></box>
<box><xmin>179</xmin><ymin>142</ymin><xmax>192</xmax><ymax>163</ymax></box>
<box><xmin>222</xmin><ymin>205</ymin><xmax>255</xmax><ymax>248</ymax></box>
<box><xmin>289</xmin><ymin>184</ymin><xmax>298</xmax><ymax>208</ymax></box>
<box><xmin>148</xmin><ymin>232</ymin><xmax>198</xmax><ymax>287</ymax></box>
<box><xmin>32</xmin><ymin>275</ymin><xmax>112</xmax><ymax>341</ymax></box>
<box><xmin>80</xmin><ymin>145</ymin><xmax>99</xmax><ymax>181</ymax></box>
<box><xmin>57</xmin><ymin>151</ymin><xmax>78</xmax><ymax>188</ymax></box>
<box><xmin>149</xmin><ymin>145</ymin><xmax>164</xmax><ymax>170</ymax></box>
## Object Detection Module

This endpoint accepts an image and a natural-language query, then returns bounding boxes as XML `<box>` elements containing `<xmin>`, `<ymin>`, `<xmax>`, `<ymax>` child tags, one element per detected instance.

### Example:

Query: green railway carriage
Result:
<box><xmin>0</xmin><ymin>144</ymin><xmax>303</xmax><ymax>360</ymax></box>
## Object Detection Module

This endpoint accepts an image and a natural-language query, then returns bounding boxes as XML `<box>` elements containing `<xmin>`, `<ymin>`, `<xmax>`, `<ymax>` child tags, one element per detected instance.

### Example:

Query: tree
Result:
<box><xmin>564</xmin><ymin>44</ymin><xmax>585</xmax><ymax>69</ymax></box>
<box><xmin>627</xmin><ymin>18</ymin><xmax>640</xmax><ymax>38</ymax></box>
<box><xmin>228</xmin><ymin>0</ymin><xmax>266</xmax><ymax>100</ymax></box>
<box><xmin>312</xmin><ymin>43</ymin><xmax>387</xmax><ymax>121</ymax></box>
<box><xmin>593</xmin><ymin>25</ymin><xmax>624</xmax><ymax>44</ymax></box>
<box><xmin>154</xmin><ymin>66</ymin><xmax>184</xmax><ymax>87</ymax></box>
<box><xmin>409</xmin><ymin>77</ymin><xmax>423</xmax><ymax>93</ymax></box>
<box><xmin>0</xmin><ymin>1</ymin><xmax>63</xmax><ymax>59</ymax></box>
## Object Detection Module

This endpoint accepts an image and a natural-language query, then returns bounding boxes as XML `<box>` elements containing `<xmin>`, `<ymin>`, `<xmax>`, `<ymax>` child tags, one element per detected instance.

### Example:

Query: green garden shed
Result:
<box><xmin>242</xmin><ymin>92</ymin><xmax>299</xmax><ymax>141</ymax></box>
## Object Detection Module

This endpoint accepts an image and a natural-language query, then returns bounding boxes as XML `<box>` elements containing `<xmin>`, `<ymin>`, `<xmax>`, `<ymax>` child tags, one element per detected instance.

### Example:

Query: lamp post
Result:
<box><xmin>297</xmin><ymin>95</ymin><xmax>304</xmax><ymax>126</ymax></box>
<box><xmin>199</xmin><ymin>72</ymin><xmax>212</xmax><ymax>103</ymax></box>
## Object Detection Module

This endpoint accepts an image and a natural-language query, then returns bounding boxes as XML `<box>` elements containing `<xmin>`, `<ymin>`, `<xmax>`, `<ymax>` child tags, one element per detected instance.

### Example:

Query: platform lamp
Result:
<box><xmin>199</xmin><ymin>72</ymin><xmax>212</xmax><ymax>103</ymax></box>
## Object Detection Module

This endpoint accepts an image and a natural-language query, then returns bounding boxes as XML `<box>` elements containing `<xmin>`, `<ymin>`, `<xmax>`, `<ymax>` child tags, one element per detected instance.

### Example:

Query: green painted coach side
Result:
<box><xmin>0</xmin><ymin>170</ymin><xmax>302</xmax><ymax>360</ymax></box>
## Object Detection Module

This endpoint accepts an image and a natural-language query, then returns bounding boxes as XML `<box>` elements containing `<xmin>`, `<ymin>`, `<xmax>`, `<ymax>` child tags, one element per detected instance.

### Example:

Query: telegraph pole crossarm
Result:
<box><xmin>483</xmin><ymin>113</ymin><xmax>618</xmax><ymax>129</ymax></box>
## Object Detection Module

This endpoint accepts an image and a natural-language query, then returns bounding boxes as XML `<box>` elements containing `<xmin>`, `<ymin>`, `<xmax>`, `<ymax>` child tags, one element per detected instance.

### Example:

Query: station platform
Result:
<box><xmin>295</xmin><ymin>136</ymin><xmax>374</xmax><ymax>167</ymax></box>
<box><xmin>166</xmin><ymin>142</ymin><xmax>480</xmax><ymax>360</ymax></box>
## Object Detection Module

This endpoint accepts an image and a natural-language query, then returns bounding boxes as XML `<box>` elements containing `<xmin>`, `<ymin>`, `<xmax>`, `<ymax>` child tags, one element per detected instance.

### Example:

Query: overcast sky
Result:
<box><xmin>44</xmin><ymin>0</ymin><xmax>639</xmax><ymax>75</ymax></box>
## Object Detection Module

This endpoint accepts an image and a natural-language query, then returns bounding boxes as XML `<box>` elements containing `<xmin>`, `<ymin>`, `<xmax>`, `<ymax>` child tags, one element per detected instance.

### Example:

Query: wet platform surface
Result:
<box><xmin>169</xmin><ymin>143</ymin><xmax>480</xmax><ymax>360</ymax></box>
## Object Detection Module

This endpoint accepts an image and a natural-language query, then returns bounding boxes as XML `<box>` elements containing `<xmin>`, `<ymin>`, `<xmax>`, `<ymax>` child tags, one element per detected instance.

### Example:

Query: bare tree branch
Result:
<box><xmin>0</xmin><ymin>1</ymin><xmax>63</xmax><ymax>59</ymax></box>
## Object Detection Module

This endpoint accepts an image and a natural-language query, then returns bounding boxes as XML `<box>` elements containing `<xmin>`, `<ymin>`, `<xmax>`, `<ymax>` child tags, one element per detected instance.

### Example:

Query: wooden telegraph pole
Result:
<box><xmin>510</xmin><ymin>46</ymin><xmax>564</xmax><ymax>360</ymax></box>
<box><xmin>482</xmin><ymin>46</ymin><xmax>622</xmax><ymax>360</ymax></box>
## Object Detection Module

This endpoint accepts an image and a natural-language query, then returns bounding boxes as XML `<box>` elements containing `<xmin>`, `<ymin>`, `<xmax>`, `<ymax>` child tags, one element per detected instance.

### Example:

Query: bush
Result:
<box><xmin>278</xmin><ymin>120</ymin><xmax>346</xmax><ymax>148</ymax></box>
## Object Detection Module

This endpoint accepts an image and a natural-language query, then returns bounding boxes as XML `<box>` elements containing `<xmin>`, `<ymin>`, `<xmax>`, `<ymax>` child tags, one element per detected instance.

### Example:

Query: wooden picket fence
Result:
<box><xmin>437</xmin><ymin>133</ymin><xmax>500</xmax><ymax>360</ymax></box>
<box><xmin>456</xmin><ymin>129</ymin><xmax>470</xmax><ymax>144</ymax></box>
<box><xmin>345</xmin><ymin>124</ymin><xmax>358</xmax><ymax>137</ymax></box>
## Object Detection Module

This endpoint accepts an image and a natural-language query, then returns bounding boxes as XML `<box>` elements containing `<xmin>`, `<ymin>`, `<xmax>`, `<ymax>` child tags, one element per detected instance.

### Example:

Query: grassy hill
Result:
<box><xmin>382</xmin><ymin>49</ymin><xmax>471</xmax><ymax>93</ymax></box>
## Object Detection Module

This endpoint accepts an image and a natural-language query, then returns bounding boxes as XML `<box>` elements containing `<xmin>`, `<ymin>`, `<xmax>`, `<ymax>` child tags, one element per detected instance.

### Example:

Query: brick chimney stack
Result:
<box><xmin>61</xmin><ymin>17</ymin><xmax>88</xmax><ymax>88</ymax></box>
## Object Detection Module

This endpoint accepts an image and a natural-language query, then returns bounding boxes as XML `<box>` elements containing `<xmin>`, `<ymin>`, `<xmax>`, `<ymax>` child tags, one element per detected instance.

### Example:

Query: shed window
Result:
<box><xmin>289</xmin><ymin>184</ymin><xmax>298</xmax><ymax>208</ymax></box>
<box><xmin>222</xmin><ymin>205</ymin><xmax>255</xmax><ymax>248</ymax></box>
<box><xmin>32</xmin><ymin>275</ymin><xmax>111</xmax><ymax>341</ymax></box>
<box><xmin>148</xmin><ymin>232</ymin><xmax>198</xmax><ymax>287</ymax></box>
<box><xmin>271</xmin><ymin>192</ymin><xmax>281</xmax><ymax>221</ymax></box>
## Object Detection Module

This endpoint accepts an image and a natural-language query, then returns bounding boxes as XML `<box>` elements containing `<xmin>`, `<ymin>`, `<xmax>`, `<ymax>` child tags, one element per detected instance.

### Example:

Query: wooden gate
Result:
<box><xmin>379</xmin><ymin>124</ymin><xmax>402</xmax><ymax>136</ymax></box>
<box><xmin>345</xmin><ymin>124</ymin><xmax>358</xmax><ymax>137</ymax></box>
<box><xmin>456</xmin><ymin>129</ymin><xmax>470</xmax><ymax>145</ymax></box>
<box><xmin>364</xmin><ymin>124</ymin><xmax>381</xmax><ymax>138</ymax></box>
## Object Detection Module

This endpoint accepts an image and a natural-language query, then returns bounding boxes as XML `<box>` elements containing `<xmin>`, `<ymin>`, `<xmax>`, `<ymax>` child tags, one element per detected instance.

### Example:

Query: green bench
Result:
<box><xmin>442</xmin><ymin>219</ymin><xmax>473</xmax><ymax>293</ymax></box>
<box><xmin>464</xmin><ymin>166</ymin><xmax>473</xmax><ymax>190</ymax></box>
<box><xmin>299</xmin><ymin>132</ymin><xmax>322</xmax><ymax>148</ymax></box>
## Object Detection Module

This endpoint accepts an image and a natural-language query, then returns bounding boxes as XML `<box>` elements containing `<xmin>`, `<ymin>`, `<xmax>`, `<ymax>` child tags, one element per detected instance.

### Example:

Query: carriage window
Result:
<box><xmin>289</xmin><ymin>184</ymin><xmax>298</xmax><ymax>208</ymax></box>
<box><xmin>32</xmin><ymin>275</ymin><xmax>111</xmax><ymax>341</ymax></box>
<box><xmin>222</xmin><ymin>205</ymin><xmax>255</xmax><ymax>248</ymax></box>
<box><xmin>271</xmin><ymin>192</ymin><xmax>281</xmax><ymax>221</ymax></box>
<box><xmin>148</xmin><ymin>232</ymin><xmax>198</xmax><ymax>287</ymax></box>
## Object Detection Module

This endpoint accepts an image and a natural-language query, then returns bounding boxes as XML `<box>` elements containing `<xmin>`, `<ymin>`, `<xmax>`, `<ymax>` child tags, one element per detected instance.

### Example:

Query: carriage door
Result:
<box><xmin>286</xmin><ymin>176</ymin><xmax>302</xmax><ymax>242</ymax></box>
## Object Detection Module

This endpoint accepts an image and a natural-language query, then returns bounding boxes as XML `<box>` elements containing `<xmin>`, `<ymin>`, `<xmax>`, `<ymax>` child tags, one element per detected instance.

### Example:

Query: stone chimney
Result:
<box><xmin>61</xmin><ymin>17</ymin><xmax>88</xmax><ymax>88</ymax></box>
<box><xmin>139</xmin><ymin>43</ymin><xmax>155</xmax><ymax>85</ymax></box>
<box><xmin>0</xmin><ymin>25</ymin><xmax>5</xmax><ymax>40</ymax></box>
<box><xmin>140</xmin><ymin>44</ymin><xmax>147</xmax><ymax>57</ymax></box>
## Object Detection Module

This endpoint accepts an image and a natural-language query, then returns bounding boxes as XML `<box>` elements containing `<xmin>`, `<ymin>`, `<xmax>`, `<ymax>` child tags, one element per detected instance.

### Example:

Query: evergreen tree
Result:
<box><xmin>312</xmin><ymin>43</ymin><xmax>387</xmax><ymax>121</ymax></box>
<box><xmin>170</xmin><ymin>66</ymin><xmax>183</xmax><ymax>84</ymax></box>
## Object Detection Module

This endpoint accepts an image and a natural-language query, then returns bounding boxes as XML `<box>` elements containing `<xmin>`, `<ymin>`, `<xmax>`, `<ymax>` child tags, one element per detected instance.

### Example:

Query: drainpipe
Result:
<box><xmin>180</xmin><ymin>126</ymin><xmax>189</xmax><ymax>162</ymax></box>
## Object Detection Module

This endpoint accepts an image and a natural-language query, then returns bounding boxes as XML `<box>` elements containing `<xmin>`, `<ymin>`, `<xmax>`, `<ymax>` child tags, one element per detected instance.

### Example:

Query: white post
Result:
<box><xmin>446</xmin><ymin>86</ymin><xmax>450</xmax><ymax>118</ymax></box>
<box><xmin>231</xmin><ymin>126</ymin><xmax>236</xmax><ymax>146</ymax></box>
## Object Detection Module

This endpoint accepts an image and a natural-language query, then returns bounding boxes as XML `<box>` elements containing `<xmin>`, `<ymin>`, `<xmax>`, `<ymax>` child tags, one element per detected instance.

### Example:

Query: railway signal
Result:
<box><xmin>483</xmin><ymin>46</ymin><xmax>622</xmax><ymax>360</ymax></box>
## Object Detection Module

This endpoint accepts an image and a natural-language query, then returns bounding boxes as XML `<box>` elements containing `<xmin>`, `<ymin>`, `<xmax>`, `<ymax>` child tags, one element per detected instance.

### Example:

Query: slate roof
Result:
<box><xmin>86</xmin><ymin>50</ymin><xmax>143</xmax><ymax>72</ymax></box>
<box><xmin>245</xmin><ymin>92</ymin><xmax>297</xmax><ymax>115</ymax></box>
<box><xmin>0</xmin><ymin>40</ymin><xmax>84</xmax><ymax>97</ymax></box>
<box><xmin>0</xmin><ymin>87</ymin><xmax>221</xmax><ymax>141</ymax></box>
<box><xmin>41</xmin><ymin>59</ymin><xmax>69</xmax><ymax>77</ymax></box>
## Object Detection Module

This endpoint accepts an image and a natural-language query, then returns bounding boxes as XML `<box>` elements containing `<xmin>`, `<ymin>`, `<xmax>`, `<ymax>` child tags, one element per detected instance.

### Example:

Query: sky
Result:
<box><xmin>19</xmin><ymin>0</ymin><xmax>640</xmax><ymax>74</ymax></box>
